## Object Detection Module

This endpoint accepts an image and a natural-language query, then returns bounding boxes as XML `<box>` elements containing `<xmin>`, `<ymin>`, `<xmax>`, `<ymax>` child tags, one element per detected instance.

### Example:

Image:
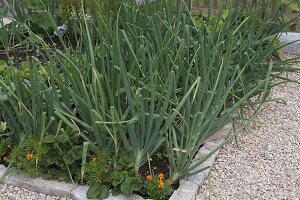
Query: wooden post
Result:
<box><xmin>194</xmin><ymin>0</ymin><xmax>200</xmax><ymax>9</ymax></box>
<box><xmin>242</xmin><ymin>0</ymin><xmax>247</xmax><ymax>7</ymax></box>
<box><xmin>204</xmin><ymin>0</ymin><xmax>209</xmax><ymax>7</ymax></box>
<box><xmin>291</xmin><ymin>24</ymin><xmax>297</xmax><ymax>32</ymax></box>
<box><xmin>232</xmin><ymin>0</ymin><xmax>238</xmax><ymax>7</ymax></box>
<box><xmin>213</xmin><ymin>0</ymin><xmax>218</xmax><ymax>9</ymax></box>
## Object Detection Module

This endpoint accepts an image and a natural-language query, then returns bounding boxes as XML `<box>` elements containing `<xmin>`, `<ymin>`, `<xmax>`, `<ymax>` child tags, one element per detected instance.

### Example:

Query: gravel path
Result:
<box><xmin>0</xmin><ymin>184</ymin><xmax>69</xmax><ymax>200</ymax></box>
<box><xmin>197</xmin><ymin>72</ymin><xmax>300</xmax><ymax>199</ymax></box>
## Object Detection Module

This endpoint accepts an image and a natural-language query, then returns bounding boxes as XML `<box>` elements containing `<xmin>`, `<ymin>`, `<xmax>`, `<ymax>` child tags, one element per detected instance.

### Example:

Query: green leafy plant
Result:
<box><xmin>0</xmin><ymin>122</ymin><xmax>11</xmax><ymax>166</ymax></box>
<box><xmin>143</xmin><ymin>173</ymin><xmax>173</xmax><ymax>200</ymax></box>
<box><xmin>9</xmin><ymin>137</ymin><xmax>47</xmax><ymax>176</ymax></box>
<box><xmin>86</xmin><ymin>184</ymin><xmax>110</xmax><ymax>200</ymax></box>
<box><xmin>85</xmin><ymin>151</ymin><xmax>112</xmax><ymax>185</ymax></box>
<box><xmin>41</xmin><ymin>128</ymin><xmax>83</xmax><ymax>182</ymax></box>
<box><xmin>111</xmin><ymin>153</ymin><xmax>142</xmax><ymax>196</ymax></box>
<box><xmin>22</xmin><ymin>0</ymin><xmax>60</xmax><ymax>34</ymax></box>
<box><xmin>85</xmin><ymin>151</ymin><xmax>142</xmax><ymax>199</ymax></box>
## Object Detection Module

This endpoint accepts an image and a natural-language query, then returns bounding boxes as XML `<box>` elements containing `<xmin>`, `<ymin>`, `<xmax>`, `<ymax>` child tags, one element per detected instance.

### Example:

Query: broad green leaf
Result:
<box><xmin>57</xmin><ymin>134</ymin><xmax>68</xmax><ymax>143</ymax></box>
<box><xmin>63</xmin><ymin>149</ymin><xmax>76</xmax><ymax>165</ymax></box>
<box><xmin>43</xmin><ymin>135</ymin><xmax>56</xmax><ymax>143</ymax></box>
<box><xmin>97</xmin><ymin>185</ymin><xmax>109</xmax><ymax>199</ymax></box>
<box><xmin>111</xmin><ymin>171</ymin><xmax>124</xmax><ymax>186</ymax></box>
<box><xmin>87</xmin><ymin>183</ymin><xmax>101</xmax><ymax>199</ymax></box>
<box><xmin>120</xmin><ymin>177</ymin><xmax>142</xmax><ymax>196</ymax></box>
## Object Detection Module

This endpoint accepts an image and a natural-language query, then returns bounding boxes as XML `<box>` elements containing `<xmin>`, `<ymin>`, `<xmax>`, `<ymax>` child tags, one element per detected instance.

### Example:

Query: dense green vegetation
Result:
<box><xmin>0</xmin><ymin>0</ymin><xmax>299</xmax><ymax>199</ymax></box>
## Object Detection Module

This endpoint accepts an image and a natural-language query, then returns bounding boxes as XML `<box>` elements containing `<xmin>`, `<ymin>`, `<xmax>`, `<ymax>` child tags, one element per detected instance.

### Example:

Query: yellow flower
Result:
<box><xmin>158</xmin><ymin>180</ymin><xmax>164</xmax><ymax>189</ymax></box>
<box><xmin>91</xmin><ymin>155</ymin><xmax>97</xmax><ymax>163</ymax></box>
<box><xmin>158</xmin><ymin>173</ymin><xmax>164</xmax><ymax>180</ymax></box>
<box><xmin>25</xmin><ymin>153</ymin><xmax>33</xmax><ymax>160</ymax></box>
<box><xmin>2</xmin><ymin>156</ymin><xmax>8</xmax><ymax>162</ymax></box>
<box><xmin>146</xmin><ymin>175</ymin><xmax>153</xmax><ymax>181</ymax></box>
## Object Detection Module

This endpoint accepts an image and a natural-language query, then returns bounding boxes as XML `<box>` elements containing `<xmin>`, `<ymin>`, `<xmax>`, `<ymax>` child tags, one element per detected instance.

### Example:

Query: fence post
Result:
<box><xmin>213</xmin><ymin>0</ymin><xmax>218</xmax><ymax>9</ymax></box>
<box><xmin>204</xmin><ymin>0</ymin><xmax>209</xmax><ymax>7</ymax></box>
<box><xmin>242</xmin><ymin>0</ymin><xmax>247</xmax><ymax>7</ymax></box>
<box><xmin>232</xmin><ymin>0</ymin><xmax>238</xmax><ymax>7</ymax></box>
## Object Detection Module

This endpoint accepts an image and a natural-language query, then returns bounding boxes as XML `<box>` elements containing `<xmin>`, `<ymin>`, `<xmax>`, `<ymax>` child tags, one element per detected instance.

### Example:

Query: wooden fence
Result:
<box><xmin>190</xmin><ymin>0</ymin><xmax>300</xmax><ymax>31</ymax></box>
<box><xmin>1</xmin><ymin>0</ymin><xmax>299</xmax><ymax>31</ymax></box>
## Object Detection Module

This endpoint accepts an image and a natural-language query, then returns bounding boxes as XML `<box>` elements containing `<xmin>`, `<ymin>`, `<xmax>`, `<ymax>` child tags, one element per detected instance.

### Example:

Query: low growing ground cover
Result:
<box><xmin>0</xmin><ymin>0</ymin><xmax>299</xmax><ymax>199</ymax></box>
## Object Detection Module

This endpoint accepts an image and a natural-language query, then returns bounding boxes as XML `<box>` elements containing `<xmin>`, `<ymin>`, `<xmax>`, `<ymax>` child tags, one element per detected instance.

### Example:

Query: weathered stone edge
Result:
<box><xmin>279</xmin><ymin>32</ymin><xmax>300</xmax><ymax>55</ymax></box>
<box><xmin>0</xmin><ymin>124</ymin><xmax>231</xmax><ymax>200</ymax></box>
<box><xmin>169</xmin><ymin>124</ymin><xmax>232</xmax><ymax>200</ymax></box>
<box><xmin>0</xmin><ymin>17</ymin><xmax>13</xmax><ymax>28</ymax></box>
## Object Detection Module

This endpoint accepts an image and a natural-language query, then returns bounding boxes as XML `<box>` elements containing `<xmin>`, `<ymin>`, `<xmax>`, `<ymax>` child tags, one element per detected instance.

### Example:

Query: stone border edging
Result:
<box><xmin>0</xmin><ymin>124</ymin><xmax>232</xmax><ymax>200</ymax></box>
<box><xmin>0</xmin><ymin>17</ymin><xmax>12</xmax><ymax>28</ymax></box>
<box><xmin>279</xmin><ymin>32</ymin><xmax>300</xmax><ymax>55</ymax></box>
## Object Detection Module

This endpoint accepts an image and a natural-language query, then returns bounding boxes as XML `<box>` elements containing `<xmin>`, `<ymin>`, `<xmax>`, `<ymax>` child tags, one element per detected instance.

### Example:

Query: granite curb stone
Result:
<box><xmin>279</xmin><ymin>32</ymin><xmax>300</xmax><ymax>55</ymax></box>
<box><xmin>0</xmin><ymin>17</ymin><xmax>12</xmax><ymax>27</ymax></box>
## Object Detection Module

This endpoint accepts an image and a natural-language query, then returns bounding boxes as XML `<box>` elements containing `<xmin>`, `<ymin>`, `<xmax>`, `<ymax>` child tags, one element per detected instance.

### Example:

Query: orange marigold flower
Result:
<box><xmin>146</xmin><ymin>175</ymin><xmax>153</xmax><ymax>181</ymax></box>
<box><xmin>25</xmin><ymin>153</ymin><xmax>33</xmax><ymax>160</ymax></box>
<box><xmin>91</xmin><ymin>155</ymin><xmax>97</xmax><ymax>163</ymax></box>
<box><xmin>2</xmin><ymin>156</ymin><xmax>8</xmax><ymax>162</ymax></box>
<box><xmin>158</xmin><ymin>173</ymin><xmax>164</xmax><ymax>180</ymax></box>
<box><xmin>158</xmin><ymin>180</ymin><xmax>164</xmax><ymax>189</ymax></box>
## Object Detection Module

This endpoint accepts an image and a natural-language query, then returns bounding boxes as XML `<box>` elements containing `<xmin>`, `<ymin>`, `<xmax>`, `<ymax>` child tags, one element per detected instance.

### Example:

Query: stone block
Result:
<box><xmin>279</xmin><ymin>32</ymin><xmax>300</xmax><ymax>55</ymax></box>
<box><xmin>169</xmin><ymin>180</ymin><xmax>199</xmax><ymax>200</ymax></box>
<box><xmin>0</xmin><ymin>18</ymin><xmax>12</xmax><ymax>27</ymax></box>
<box><xmin>71</xmin><ymin>185</ymin><xmax>146</xmax><ymax>200</ymax></box>
<box><xmin>4</xmin><ymin>172</ymin><xmax>74</xmax><ymax>198</ymax></box>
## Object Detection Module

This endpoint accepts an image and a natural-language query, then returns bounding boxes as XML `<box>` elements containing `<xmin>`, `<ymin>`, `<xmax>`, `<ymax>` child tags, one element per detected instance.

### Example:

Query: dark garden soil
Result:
<box><xmin>0</xmin><ymin>35</ymin><xmax>78</xmax><ymax>67</ymax></box>
<box><xmin>139</xmin><ymin>152</ymin><xmax>169</xmax><ymax>179</ymax></box>
<box><xmin>139</xmin><ymin>150</ymin><xmax>179</xmax><ymax>190</ymax></box>
<box><xmin>0</xmin><ymin>47</ymin><xmax>44</xmax><ymax>67</ymax></box>
<box><xmin>0</xmin><ymin>147</ymin><xmax>12</xmax><ymax>167</ymax></box>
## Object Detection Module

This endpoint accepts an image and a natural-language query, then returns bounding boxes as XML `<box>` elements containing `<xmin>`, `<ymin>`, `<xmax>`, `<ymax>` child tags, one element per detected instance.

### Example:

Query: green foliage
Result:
<box><xmin>120</xmin><ymin>176</ymin><xmax>142</xmax><ymax>197</ymax></box>
<box><xmin>143</xmin><ymin>175</ymin><xmax>173</xmax><ymax>200</ymax></box>
<box><xmin>0</xmin><ymin>122</ymin><xmax>10</xmax><ymax>161</ymax></box>
<box><xmin>279</xmin><ymin>0</ymin><xmax>300</xmax><ymax>11</ymax></box>
<box><xmin>7</xmin><ymin>127</ymin><xmax>83</xmax><ymax>181</ymax></box>
<box><xmin>10</xmin><ymin>137</ymin><xmax>47</xmax><ymax>176</ymax></box>
<box><xmin>85</xmin><ymin>151</ymin><xmax>141</xmax><ymax>198</ymax></box>
<box><xmin>85</xmin><ymin>151</ymin><xmax>112</xmax><ymax>185</ymax></box>
<box><xmin>111</xmin><ymin>171</ymin><xmax>124</xmax><ymax>186</ymax></box>
<box><xmin>1</xmin><ymin>0</ymin><xmax>300</xmax><ymax>199</ymax></box>
<box><xmin>87</xmin><ymin>183</ymin><xmax>109</xmax><ymax>199</ymax></box>
<box><xmin>41</xmin><ymin>128</ymin><xmax>83</xmax><ymax>181</ymax></box>
<box><xmin>3</xmin><ymin>0</ymin><xmax>59</xmax><ymax>35</ymax></box>
<box><xmin>110</xmin><ymin>153</ymin><xmax>141</xmax><ymax>196</ymax></box>
<box><xmin>0</xmin><ymin>60</ymin><xmax>36</xmax><ymax>82</ymax></box>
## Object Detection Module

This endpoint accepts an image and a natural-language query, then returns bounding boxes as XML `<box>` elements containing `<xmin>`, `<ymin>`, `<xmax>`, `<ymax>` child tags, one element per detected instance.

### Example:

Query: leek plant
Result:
<box><xmin>0</xmin><ymin>0</ymin><xmax>299</xmax><ymax>184</ymax></box>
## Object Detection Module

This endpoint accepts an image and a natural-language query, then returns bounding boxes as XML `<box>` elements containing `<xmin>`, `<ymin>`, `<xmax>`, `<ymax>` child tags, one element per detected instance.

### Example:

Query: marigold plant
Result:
<box><xmin>25</xmin><ymin>153</ymin><xmax>33</xmax><ymax>160</ymax></box>
<box><xmin>143</xmin><ymin>173</ymin><xmax>173</xmax><ymax>200</ymax></box>
<box><xmin>2</xmin><ymin>156</ymin><xmax>8</xmax><ymax>162</ymax></box>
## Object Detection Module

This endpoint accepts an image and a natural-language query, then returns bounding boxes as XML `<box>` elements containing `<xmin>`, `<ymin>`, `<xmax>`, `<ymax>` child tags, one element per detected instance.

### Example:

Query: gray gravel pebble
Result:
<box><xmin>197</xmin><ymin>70</ymin><xmax>300</xmax><ymax>199</ymax></box>
<box><xmin>0</xmin><ymin>184</ymin><xmax>70</xmax><ymax>200</ymax></box>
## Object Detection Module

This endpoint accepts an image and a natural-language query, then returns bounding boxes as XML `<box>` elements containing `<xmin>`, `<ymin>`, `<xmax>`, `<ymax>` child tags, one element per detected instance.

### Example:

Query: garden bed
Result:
<box><xmin>0</xmin><ymin>124</ymin><xmax>231</xmax><ymax>200</ymax></box>
<box><xmin>1</xmin><ymin>1</ymin><xmax>300</xmax><ymax>200</ymax></box>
